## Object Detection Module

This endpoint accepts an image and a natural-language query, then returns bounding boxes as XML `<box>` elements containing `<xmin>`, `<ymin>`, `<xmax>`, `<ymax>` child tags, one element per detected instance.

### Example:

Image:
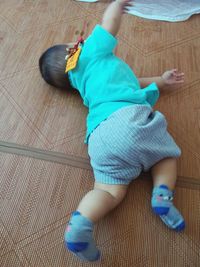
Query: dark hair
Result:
<box><xmin>39</xmin><ymin>45</ymin><xmax>73</xmax><ymax>90</ymax></box>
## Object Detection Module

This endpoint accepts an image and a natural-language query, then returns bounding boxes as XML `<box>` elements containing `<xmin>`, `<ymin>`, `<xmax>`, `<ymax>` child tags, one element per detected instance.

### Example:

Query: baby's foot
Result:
<box><xmin>64</xmin><ymin>211</ymin><xmax>100</xmax><ymax>261</ymax></box>
<box><xmin>151</xmin><ymin>184</ymin><xmax>173</xmax><ymax>215</ymax></box>
<box><xmin>151</xmin><ymin>185</ymin><xmax>185</xmax><ymax>231</ymax></box>
<box><xmin>160</xmin><ymin>205</ymin><xmax>185</xmax><ymax>231</ymax></box>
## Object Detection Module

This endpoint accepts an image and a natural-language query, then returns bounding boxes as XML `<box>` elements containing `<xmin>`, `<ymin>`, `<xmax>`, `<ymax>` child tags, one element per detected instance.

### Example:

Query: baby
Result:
<box><xmin>39</xmin><ymin>0</ymin><xmax>185</xmax><ymax>262</ymax></box>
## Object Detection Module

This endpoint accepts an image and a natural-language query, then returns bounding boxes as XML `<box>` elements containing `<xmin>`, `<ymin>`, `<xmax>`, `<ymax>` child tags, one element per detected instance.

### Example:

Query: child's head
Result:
<box><xmin>39</xmin><ymin>44</ymin><xmax>72</xmax><ymax>90</ymax></box>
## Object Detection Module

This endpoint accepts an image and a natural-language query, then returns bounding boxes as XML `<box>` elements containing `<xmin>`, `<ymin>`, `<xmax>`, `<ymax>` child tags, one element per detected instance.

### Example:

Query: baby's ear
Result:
<box><xmin>65</xmin><ymin>51</ymin><xmax>70</xmax><ymax>60</ymax></box>
<box><xmin>65</xmin><ymin>43</ymin><xmax>77</xmax><ymax>60</ymax></box>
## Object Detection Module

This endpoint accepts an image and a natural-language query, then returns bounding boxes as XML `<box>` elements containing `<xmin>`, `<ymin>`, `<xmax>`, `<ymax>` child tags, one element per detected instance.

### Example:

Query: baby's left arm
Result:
<box><xmin>139</xmin><ymin>69</ymin><xmax>184</xmax><ymax>89</ymax></box>
<box><xmin>101</xmin><ymin>0</ymin><xmax>133</xmax><ymax>37</ymax></box>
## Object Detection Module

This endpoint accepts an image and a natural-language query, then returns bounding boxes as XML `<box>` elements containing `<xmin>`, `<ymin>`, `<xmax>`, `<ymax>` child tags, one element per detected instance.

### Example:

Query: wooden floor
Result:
<box><xmin>0</xmin><ymin>1</ymin><xmax>200</xmax><ymax>266</ymax></box>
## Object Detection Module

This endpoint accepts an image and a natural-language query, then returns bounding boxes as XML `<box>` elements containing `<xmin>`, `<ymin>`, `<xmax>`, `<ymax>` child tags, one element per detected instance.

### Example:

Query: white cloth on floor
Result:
<box><xmin>75</xmin><ymin>0</ymin><xmax>200</xmax><ymax>22</ymax></box>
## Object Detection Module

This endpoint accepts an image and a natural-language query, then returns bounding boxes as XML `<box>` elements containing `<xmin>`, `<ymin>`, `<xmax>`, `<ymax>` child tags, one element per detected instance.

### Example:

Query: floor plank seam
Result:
<box><xmin>0</xmin><ymin>140</ymin><xmax>199</xmax><ymax>190</ymax></box>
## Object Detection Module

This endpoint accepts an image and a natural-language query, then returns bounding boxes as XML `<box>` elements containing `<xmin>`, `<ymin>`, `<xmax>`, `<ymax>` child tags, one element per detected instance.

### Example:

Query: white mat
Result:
<box><xmin>76</xmin><ymin>0</ymin><xmax>200</xmax><ymax>22</ymax></box>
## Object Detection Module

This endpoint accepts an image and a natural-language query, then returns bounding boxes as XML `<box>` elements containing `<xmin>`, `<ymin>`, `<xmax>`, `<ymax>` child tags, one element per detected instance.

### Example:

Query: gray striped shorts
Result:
<box><xmin>88</xmin><ymin>105</ymin><xmax>181</xmax><ymax>185</ymax></box>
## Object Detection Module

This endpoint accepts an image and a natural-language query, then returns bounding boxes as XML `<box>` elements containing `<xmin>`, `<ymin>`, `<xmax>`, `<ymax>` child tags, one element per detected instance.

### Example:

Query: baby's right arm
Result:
<box><xmin>101</xmin><ymin>0</ymin><xmax>133</xmax><ymax>37</ymax></box>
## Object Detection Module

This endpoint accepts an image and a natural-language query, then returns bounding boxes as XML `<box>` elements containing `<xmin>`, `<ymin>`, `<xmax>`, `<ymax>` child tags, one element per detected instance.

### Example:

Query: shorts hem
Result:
<box><xmin>94</xmin><ymin>171</ymin><xmax>137</xmax><ymax>185</ymax></box>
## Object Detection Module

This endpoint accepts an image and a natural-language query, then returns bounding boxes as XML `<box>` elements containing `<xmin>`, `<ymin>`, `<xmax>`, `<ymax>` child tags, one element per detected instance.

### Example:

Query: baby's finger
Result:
<box><xmin>125</xmin><ymin>3</ymin><xmax>134</xmax><ymax>7</ymax></box>
<box><xmin>175</xmin><ymin>73</ymin><xmax>184</xmax><ymax>77</ymax></box>
<box><xmin>172</xmin><ymin>68</ymin><xmax>178</xmax><ymax>73</ymax></box>
<box><xmin>123</xmin><ymin>0</ymin><xmax>134</xmax><ymax>7</ymax></box>
<box><xmin>175</xmin><ymin>75</ymin><xmax>184</xmax><ymax>80</ymax></box>
<box><xmin>123</xmin><ymin>3</ymin><xmax>133</xmax><ymax>9</ymax></box>
<box><xmin>125</xmin><ymin>0</ymin><xmax>134</xmax><ymax>4</ymax></box>
<box><xmin>123</xmin><ymin>7</ymin><xmax>131</xmax><ymax>12</ymax></box>
<box><xmin>175</xmin><ymin>74</ymin><xmax>184</xmax><ymax>79</ymax></box>
<box><xmin>174</xmin><ymin>72</ymin><xmax>184</xmax><ymax>77</ymax></box>
<box><xmin>175</xmin><ymin>78</ymin><xmax>184</xmax><ymax>82</ymax></box>
<box><xmin>120</xmin><ymin>0</ymin><xmax>132</xmax><ymax>4</ymax></box>
<box><xmin>174</xmin><ymin>80</ymin><xmax>184</xmax><ymax>83</ymax></box>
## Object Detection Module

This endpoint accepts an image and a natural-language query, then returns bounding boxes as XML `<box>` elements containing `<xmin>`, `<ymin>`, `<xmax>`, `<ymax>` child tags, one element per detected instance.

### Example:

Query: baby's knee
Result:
<box><xmin>94</xmin><ymin>183</ymin><xmax>128</xmax><ymax>204</ymax></box>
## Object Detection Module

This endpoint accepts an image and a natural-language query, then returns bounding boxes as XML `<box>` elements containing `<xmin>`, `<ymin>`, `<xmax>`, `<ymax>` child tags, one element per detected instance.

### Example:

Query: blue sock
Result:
<box><xmin>151</xmin><ymin>185</ymin><xmax>173</xmax><ymax>215</ymax></box>
<box><xmin>151</xmin><ymin>185</ymin><xmax>185</xmax><ymax>231</ymax></box>
<box><xmin>160</xmin><ymin>206</ymin><xmax>185</xmax><ymax>231</ymax></box>
<box><xmin>64</xmin><ymin>211</ymin><xmax>100</xmax><ymax>261</ymax></box>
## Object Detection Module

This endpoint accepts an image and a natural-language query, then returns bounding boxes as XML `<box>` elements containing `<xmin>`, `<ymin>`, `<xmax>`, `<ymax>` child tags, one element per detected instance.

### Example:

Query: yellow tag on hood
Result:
<box><xmin>65</xmin><ymin>47</ymin><xmax>82</xmax><ymax>73</ymax></box>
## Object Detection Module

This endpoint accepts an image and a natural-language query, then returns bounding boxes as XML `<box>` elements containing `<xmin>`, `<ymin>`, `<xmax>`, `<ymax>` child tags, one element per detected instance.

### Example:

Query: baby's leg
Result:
<box><xmin>151</xmin><ymin>158</ymin><xmax>185</xmax><ymax>231</ymax></box>
<box><xmin>65</xmin><ymin>183</ymin><xmax>128</xmax><ymax>261</ymax></box>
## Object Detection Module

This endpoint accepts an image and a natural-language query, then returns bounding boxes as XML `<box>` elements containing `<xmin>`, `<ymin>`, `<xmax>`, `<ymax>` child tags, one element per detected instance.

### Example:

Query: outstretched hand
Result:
<box><xmin>162</xmin><ymin>69</ymin><xmax>185</xmax><ymax>85</ymax></box>
<box><xmin>102</xmin><ymin>0</ymin><xmax>134</xmax><ymax>36</ymax></box>
<box><xmin>116</xmin><ymin>0</ymin><xmax>134</xmax><ymax>13</ymax></box>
